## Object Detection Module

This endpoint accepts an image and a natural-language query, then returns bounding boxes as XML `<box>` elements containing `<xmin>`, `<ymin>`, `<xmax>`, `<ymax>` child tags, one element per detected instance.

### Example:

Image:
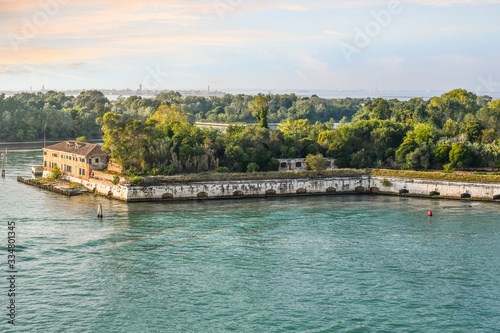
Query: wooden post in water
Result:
<box><xmin>1</xmin><ymin>150</ymin><xmax>6</xmax><ymax>177</ymax></box>
<box><xmin>97</xmin><ymin>204</ymin><xmax>103</xmax><ymax>218</ymax></box>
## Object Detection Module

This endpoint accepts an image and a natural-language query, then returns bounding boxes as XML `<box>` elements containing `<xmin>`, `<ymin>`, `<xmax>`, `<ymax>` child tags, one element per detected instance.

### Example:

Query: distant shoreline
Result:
<box><xmin>0</xmin><ymin>139</ymin><xmax>103</xmax><ymax>152</ymax></box>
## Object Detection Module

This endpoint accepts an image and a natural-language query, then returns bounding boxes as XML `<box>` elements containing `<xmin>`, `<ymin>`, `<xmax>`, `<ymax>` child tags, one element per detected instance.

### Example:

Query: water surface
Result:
<box><xmin>1</xmin><ymin>152</ymin><xmax>499</xmax><ymax>332</ymax></box>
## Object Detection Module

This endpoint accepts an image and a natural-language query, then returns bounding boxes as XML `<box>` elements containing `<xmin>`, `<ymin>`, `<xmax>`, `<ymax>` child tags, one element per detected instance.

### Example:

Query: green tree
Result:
<box><xmin>51</xmin><ymin>165</ymin><xmax>62</xmax><ymax>180</ymax></box>
<box><xmin>369</xmin><ymin>98</ymin><xmax>391</xmax><ymax>120</ymax></box>
<box><xmin>413</xmin><ymin>123</ymin><xmax>435</xmax><ymax>144</ymax></box>
<box><xmin>305</xmin><ymin>153</ymin><xmax>330</xmax><ymax>171</ymax></box>
<box><xmin>250</xmin><ymin>95</ymin><xmax>269</xmax><ymax>128</ymax></box>
<box><xmin>246</xmin><ymin>162</ymin><xmax>260</xmax><ymax>173</ymax></box>
<box><xmin>460</xmin><ymin>120</ymin><xmax>483</xmax><ymax>143</ymax></box>
<box><xmin>100</xmin><ymin>113</ymin><xmax>153</xmax><ymax>169</ymax></box>
<box><xmin>449</xmin><ymin>143</ymin><xmax>473</xmax><ymax>168</ymax></box>
<box><xmin>432</xmin><ymin>144</ymin><xmax>451</xmax><ymax>167</ymax></box>
<box><xmin>443</xmin><ymin>119</ymin><xmax>459</xmax><ymax>138</ymax></box>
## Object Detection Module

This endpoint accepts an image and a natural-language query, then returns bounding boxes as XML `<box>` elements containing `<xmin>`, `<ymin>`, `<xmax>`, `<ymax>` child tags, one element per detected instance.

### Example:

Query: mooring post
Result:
<box><xmin>97</xmin><ymin>204</ymin><xmax>103</xmax><ymax>218</ymax></box>
<box><xmin>1</xmin><ymin>170</ymin><xmax>5</xmax><ymax>178</ymax></box>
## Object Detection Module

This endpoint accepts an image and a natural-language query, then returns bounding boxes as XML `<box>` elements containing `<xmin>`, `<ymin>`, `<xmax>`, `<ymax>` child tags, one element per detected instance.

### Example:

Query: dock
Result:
<box><xmin>17</xmin><ymin>177</ymin><xmax>87</xmax><ymax>196</ymax></box>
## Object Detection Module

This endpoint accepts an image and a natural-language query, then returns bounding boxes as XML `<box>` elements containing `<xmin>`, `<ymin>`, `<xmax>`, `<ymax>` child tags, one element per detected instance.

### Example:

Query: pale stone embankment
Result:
<box><xmin>61</xmin><ymin>175</ymin><xmax>500</xmax><ymax>203</ymax></box>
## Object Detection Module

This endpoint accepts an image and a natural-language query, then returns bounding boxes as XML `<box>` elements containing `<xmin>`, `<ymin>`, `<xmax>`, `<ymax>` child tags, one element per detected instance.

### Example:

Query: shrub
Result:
<box><xmin>126</xmin><ymin>168</ymin><xmax>140</xmax><ymax>177</ymax></box>
<box><xmin>216</xmin><ymin>167</ymin><xmax>229</xmax><ymax>173</ymax></box>
<box><xmin>149</xmin><ymin>168</ymin><xmax>160</xmax><ymax>176</ymax></box>
<box><xmin>381</xmin><ymin>179</ymin><xmax>392</xmax><ymax>187</ymax></box>
<box><xmin>51</xmin><ymin>165</ymin><xmax>62</xmax><ymax>180</ymax></box>
<box><xmin>442</xmin><ymin>163</ymin><xmax>455</xmax><ymax>173</ymax></box>
<box><xmin>112</xmin><ymin>175</ymin><xmax>120</xmax><ymax>185</ymax></box>
<box><xmin>305</xmin><ymin>154</ymin><xmax>330</xmax><ymax>171</ymax></box>
<box><xmin>129</xmin><ymin>176</ymin><xmax>144</xmax><ymax>186</ymax></box>
<box><xmin>246</xmin><ymin>163</ymin><xmax>260</xmax><ymax>173</ymax></box>
<box><xmin>163</xmin><ymin>165</ymin><xmax>179</xmax><ymax>176</ymax></box>
<box><xmin>76</xmin><ymin>136</ymin><xmax>88</xmax><ymax>142</ymax></box>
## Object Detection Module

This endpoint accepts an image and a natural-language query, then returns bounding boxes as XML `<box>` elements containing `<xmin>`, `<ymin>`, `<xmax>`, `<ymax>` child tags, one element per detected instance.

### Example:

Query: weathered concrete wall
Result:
<box><xmin>63</xmin><ymin>175</ymin><xmax>129</xmax><ymax>201</ymax></box>
<box><xmin>57</xmin><ymin>173</ymin><xmax>500</xmax><ymax>203</ymax></box>
<box><xmin>371</xmin><ymin>176</ymin><xmax>500</xmax><ymax>201</ymax></box>
<box><xmin>91</xmin><ymin>170</ymin><xmax>126</xmax><ymax>185</ymax></box>
<box><xmin>125</xmin><ymin>177</ymin><xmax>371</xmax><ymax>202</ymax></box>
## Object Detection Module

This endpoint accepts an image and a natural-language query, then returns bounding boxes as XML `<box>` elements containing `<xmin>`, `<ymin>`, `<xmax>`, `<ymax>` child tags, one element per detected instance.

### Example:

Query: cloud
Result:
<box><xmin>323</xmin><ymin>30</ymin><xmax>349</xmax><ymax>38</ymax></box>
<box><xmin>21</xmin><ymin>65</ymin><xmax>93</xmax><ymax>81</ymax></box>
<box><xmin>1</xmin><ymin>0</ymin><xmax>499</xmax><ymax>91</ymax></box>
<box><xmin>0</xmin><ymin>64</ymin><xmax>30</xmax><ymax>75</ymax></box>
<box><xmin>295</xmin><ymin>54</ymin><xmax>329</xmax><ymax>73</ymax></box>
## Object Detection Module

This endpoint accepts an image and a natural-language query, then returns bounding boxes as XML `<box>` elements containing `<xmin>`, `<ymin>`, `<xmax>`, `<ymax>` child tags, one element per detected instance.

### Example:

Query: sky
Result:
<box><xmin>0</xmin><ymin>0</ymin><xmax>499</xmax><ymax>94</ymax></box>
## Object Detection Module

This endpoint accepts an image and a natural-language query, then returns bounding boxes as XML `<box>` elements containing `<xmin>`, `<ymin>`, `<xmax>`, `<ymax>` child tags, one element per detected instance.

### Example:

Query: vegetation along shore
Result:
<box><xmin>3</xmin><ymin>88</ymin><xmax>500</xmax><ymax>178</ymax></box>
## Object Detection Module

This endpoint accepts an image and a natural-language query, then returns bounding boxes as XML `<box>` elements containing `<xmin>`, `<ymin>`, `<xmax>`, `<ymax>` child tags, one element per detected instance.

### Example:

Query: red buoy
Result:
<box><xmin>428</xmin><ymin>211</ymin><xmax>433</xmax><ymax>216</ymax></box>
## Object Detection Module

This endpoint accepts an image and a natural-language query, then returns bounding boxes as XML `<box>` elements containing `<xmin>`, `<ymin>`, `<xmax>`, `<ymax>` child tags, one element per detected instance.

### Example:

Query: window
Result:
<box><xmin>44</xmin><ymin>161</ymin><xmax>47</xmax><ymax>167</ymax></box>
<box><xmin>280</xmin><ymin>162</ymin><xmax>287</xmax><ymax>168</ymax></box>
<box><xmin>66</xmin><ymin>165</ymin><xmax>72</xmax><ymax>173</ymax></box>
<box><xmin>52</xmin><ymin>153</ymin><xmax>57</xmax><ymax>158</ymax></box>
<box><xmin>79</xmin><ymin>168</ymin><xmax>86</xmax><ymax>176</ymax></box>
<box><xmin>80</xmin><ymin>158</ymin><xmax>85</xmax><ymax>163</ymax></box>
<box><xmin>296</xmin><ymin>162</ymin><xmax>302</xmax><ymax>168</ymax></box>
<box><xmin>44</xmin><ymin>151</ymin><xmax>47</xmax><ymax>156</ymax></box>
<box><xmin>95</xmin><ymin>158</ymin><xmax>99</xmax><ymax>164</ymax></box>
<box><xmin>88</xmin><ymin>159</ymin><xmax>92</xmax><ymax>165</ymax></box>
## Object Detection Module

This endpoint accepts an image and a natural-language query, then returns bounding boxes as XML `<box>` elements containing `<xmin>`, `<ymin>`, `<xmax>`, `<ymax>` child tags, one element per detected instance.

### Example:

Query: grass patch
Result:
<box><xmin>126</xmin><ymin>168</ymin><xmax>500</xmax><ymax>186</ymax></box>
<box><xmin>31</xmin><ymin>177</ymin><xmax>84</xmax><ymax>188</ymax></box>
<box><xmin>143</xmin><ymin>169</ymin><xmax>368</xmax><ymax>184</ymax></box>
<box><xmin>372</xmin><ymin>169</ymin><xmax>500</xmax><ymax>183</ymax></box>
<box><xmin>32</xmin><ymin>177</ymin><xmax>56</xmax><ymax>185</ymax></box>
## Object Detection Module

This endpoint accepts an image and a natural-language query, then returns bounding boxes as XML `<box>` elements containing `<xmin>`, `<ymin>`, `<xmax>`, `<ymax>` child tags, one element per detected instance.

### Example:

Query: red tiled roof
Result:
<box><xmin>43</xmin><ymin>140</ymin><xmax>110</xmax><ymax>157</ymax></box>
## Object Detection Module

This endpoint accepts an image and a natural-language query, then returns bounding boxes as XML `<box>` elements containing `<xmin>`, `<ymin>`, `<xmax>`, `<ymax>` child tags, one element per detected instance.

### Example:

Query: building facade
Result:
<box><xmin>43</xmin><ymin>141</ymin><xmax>110</xmax><ymax>181</ymax></box>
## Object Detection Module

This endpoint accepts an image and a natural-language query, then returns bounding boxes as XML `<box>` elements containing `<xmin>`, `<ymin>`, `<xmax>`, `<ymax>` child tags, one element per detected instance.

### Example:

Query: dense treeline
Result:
<box><xmin>0</xmin><ymin>90</ymin><xmax>363</xmax><ymax>141</ymax></box>
<box><xmin>325</xmin><ymin>90</ymin><xmax>500</xmax><ymax>170</ymax></box>
<box><xmin>2</xmin><ymin>88</ymin><xmax>500</xmax><ymax>172</ymax></box>
<box><xmin>100</xmin><ymin>102</ymin><xmax>332</xmax><ymax>174</ymax></box>
<box><xmin>100</xmin><ymin>89</ymin><xmax>500</xmax><ymax>174</ymax></box>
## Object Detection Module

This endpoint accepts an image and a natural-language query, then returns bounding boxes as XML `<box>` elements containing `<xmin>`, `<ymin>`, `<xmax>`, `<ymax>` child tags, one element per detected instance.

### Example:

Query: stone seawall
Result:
<box><xmin>125</xmin><ymin>177</ymin><xmax>371</xmax><ymax>202</ymax></box>
<box><xmin>17</xmin><ymin>177</ymin><xmax>81</xmax><ymax>196</ymax></box>
<box><xmin>371</xmin><ymin>176</ymin><xmax>500</xmax><ymax>201</ymax></box>
<box><xmin>63</xmin><ymin>175</ymin><xmax>129</xmax><ymax>201</ymax></box>
<box><xmin>64</xmin><ymin>174</ymin><xmax>500</xmax><ymax>203</ymax></box>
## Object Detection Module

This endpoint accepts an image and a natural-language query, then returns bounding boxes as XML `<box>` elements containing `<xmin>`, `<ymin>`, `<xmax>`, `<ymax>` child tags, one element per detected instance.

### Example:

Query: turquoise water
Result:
<box><xmin>1</xmin><ymin>152</ymin><xmax>500</xmax><ymax>332</ymax></box>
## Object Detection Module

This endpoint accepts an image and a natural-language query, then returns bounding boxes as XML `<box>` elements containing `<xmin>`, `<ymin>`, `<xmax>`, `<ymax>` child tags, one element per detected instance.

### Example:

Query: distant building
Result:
<box><xmin>43</xmin><ymin>140</ymin><xmax>110</xmax><ymax>181</ymax></box>
<box><xmin>278</xmin><ymin>158</ymin><xmax>336</xmax><ymax>171</ymax></box>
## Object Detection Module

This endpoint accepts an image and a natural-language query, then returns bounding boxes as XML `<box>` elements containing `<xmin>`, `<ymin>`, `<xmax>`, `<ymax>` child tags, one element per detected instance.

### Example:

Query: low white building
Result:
<box><xmin>278</xmin><ymin>158</ymin><xmax>336</xmax><ymax>171</ymax></box>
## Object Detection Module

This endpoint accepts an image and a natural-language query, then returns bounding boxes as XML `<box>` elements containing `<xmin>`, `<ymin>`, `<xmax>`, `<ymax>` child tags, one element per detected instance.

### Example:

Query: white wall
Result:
<box><xmin>125</xmin><ymin>177</ymin><xmax>371</xmax><ymax>201</ymax></box>
<box><xmin>371</xmin><ymin>176</ymin><xmax>500</xmax><ymax>201</ymax></box>
<box><xmin>63</xmin><ymin>174</ymin><xmax>500</xmax><ymax>202</ymax></box>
